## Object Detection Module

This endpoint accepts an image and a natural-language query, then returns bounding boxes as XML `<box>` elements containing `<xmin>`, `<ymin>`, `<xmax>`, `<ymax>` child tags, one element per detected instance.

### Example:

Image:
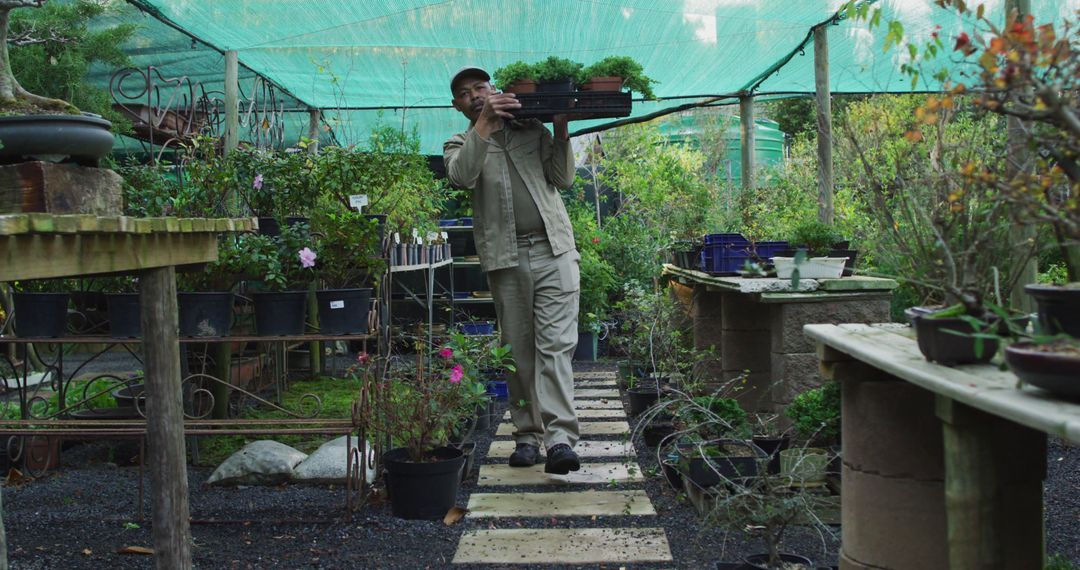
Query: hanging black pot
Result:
<box><xmin>382</xmin><ymin>446</ymin><xmax>465</xmax><ymax>520</ymax></box>
<box><xmin>1025</xmin><ymin>284</ymin><xmax>1080</xmax><ymax>338</ymax></box>
<box><xmin>177</xmin><ymin>292</ymin><xmax>234</xmax><ymax>338</ymax></box>
<box><xmin>106</xmin><ymin>293</ymin><xmax>141</xmax><ymax>338</ymax></box>
<box><xmin>741</xmin><ymin>553</ymin><xmax>814</xmax><ymax>570</ymax></box>
<box><xmin>626</xmin><ymin>386</ymin><xmax>660</xmax><ymax>417</ymax></box>
<box><xmin>12</xmin><ymin>292</ymin><xmax>69</xmax><ymax>338</ymax></box>
<box><xmin>252</xmin><ymin>291</ymin><xmax>308</xmax><ymax>336</ymax></box>
<box><xmin>316</xmin><ymin>288</ymin><xmax>372</xmax><ymax>335</ymax></box>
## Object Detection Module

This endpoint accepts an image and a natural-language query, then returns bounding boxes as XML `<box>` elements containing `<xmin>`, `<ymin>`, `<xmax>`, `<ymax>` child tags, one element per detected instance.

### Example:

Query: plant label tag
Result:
<box><xmin>411</xmin><ymin>228</ymin><xmax>419</xmax><ymax>241</ymax></box>
<box><xmin>348</xmin><ymin>194</ymin><xmax>368</xmax><ymax>213</ymax></box>
<box><xmin>440</xmin><ymin>231</ymin><xmax>448</xmax><ymax>240</ymax></box>
<box><xmin>329</xmin><ymin>300</ymin><xmax>345</xmax><ymax>309</ymax></box>
<box><xmin>394</xmin><ymin>232</ymin><xmax>401</xmax><ymax>244</ymax></box>
<box><xmin>427</xmin><ymin>231</ymin><xmax>438</xmax><ymax>242</ymax></box>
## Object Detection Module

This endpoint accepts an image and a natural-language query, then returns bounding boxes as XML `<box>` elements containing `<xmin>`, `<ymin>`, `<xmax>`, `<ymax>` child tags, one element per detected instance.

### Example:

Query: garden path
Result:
<box><xmin>452</xmin><ymin>371</ymin><xmax>674</xmax><ymax>565</ymax></box>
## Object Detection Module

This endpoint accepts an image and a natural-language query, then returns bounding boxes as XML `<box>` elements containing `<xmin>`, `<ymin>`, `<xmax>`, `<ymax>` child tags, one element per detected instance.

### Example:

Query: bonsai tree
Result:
<box><xmin>783</xmin><ymin>381</ymin><xmax>840</xmax><ymax>448</ymax></box>
<box><xmin>0</xmin><ymin>1</ymin><xmax>76</xmax><ymax>113</ymax></box>
<box><xmin>578</xmin><ymin>55</ymin><xmax>657</xmax><ymax>100</ymax></box>
<box><xmin>492</xmin><ymin>61</ymin><xmax>537</xmax><ymax>91</ymax></box>
<box><xmin>532</xmin><ymin>55</ymin><xmax>583</xmax><ymax>84</ymax></box>
<box><xmin>789</xmin><ymin>219</ymin><xmax>842</xmax><ymax>257</ymax></box>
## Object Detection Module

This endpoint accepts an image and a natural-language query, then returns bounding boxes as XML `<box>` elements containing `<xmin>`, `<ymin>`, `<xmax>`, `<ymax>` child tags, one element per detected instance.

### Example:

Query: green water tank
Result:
<box><xmin>656</xmin><ymin>114</ymin><xmax>786</xmax><ymax>185</ymax></box>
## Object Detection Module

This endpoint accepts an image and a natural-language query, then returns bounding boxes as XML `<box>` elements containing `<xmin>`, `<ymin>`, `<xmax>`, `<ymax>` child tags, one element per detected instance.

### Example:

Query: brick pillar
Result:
<box><xmin>690</xmin><ymin>285</ymin><xmax>723</xmax><ymax>391</ymax></box>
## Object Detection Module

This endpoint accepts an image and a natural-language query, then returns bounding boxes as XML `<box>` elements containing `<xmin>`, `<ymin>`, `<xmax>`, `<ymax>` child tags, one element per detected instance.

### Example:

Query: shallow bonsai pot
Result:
<box><xmin>905</xmin><ymin>307</ymin><xmax>999</xmax><ymax>366</ymax></box>
<box><xmin>1025</xmin><ymin>283</ymin><xmax>1080</xmax><ymax>337</ymax></box>
<box><xmin>0</xmin><ymin>114</ymin><xmax>113</xmax><ymax>166</ymax></box>
<box><xmin>1005</xmin><ymin>341</ymin><xmax>1080</xmax><ymax>399</ymax></box>
<box><xmin>581</xmin><ymin>76</ymin><xmax>624</xmax><ymax>91</ymax></box>
<box><xmin>741</xmin><ymin>553</ymin><xmax>814</xmax><ymax>570</ymax></box>
<box><xmin>504</xmin><ymin>80</ymin><xmax>538</xmax><ymax>94</ymax></box>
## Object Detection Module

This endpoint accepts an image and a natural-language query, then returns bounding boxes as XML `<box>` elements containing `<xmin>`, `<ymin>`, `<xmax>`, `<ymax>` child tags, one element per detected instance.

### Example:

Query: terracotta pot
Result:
<box><xmin>582</xmin><ymin>76</ymin><xmax>625</xmax><ymax>91</ymax></box>
<box><xmin>504</xmin><ymin>80</ymin><xmax>538</xmax><ymax>94</ymax></box>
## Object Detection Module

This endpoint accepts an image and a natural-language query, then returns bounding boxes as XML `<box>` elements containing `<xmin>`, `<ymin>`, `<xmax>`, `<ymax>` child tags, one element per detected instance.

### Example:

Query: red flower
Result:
<box><xmin>357</xmin><ymin>351</ymin><xmax>371</xmax><ymax>365</ymax></box>
<box><xmin>591</xmin><ymin>236</ymin><xmax>601</xmax><ymax>245</ymax></box>
<box><xmin>449</xmin><ymin>364</ymin><xmax>464</xmax><ymax>383</ymax></box>
<box><xmin>439</xmin><ymin>347</ymin><xmax>453</xmax><ymax>359</ymax></box>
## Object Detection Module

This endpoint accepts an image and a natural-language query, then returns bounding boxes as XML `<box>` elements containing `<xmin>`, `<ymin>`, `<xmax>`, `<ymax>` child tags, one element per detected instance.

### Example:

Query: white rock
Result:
<box><xmin>206</xmin><ymin>440</ymin><xmax>307</xmax><ymax>486</ymax></box>
<box><xmin>292</xmin><ymin>435</ymin><xmax>377</xmax><ymax>485</ymax></box>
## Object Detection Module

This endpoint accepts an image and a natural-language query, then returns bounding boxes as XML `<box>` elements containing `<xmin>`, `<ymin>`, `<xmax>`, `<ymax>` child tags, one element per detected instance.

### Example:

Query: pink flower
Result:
<box><xmin>253</xmin><ymin>174</ymin><xmax>264</xmax><ymax>190</ymax></box>
<box><xmin>357</xmin><ymin>352</ymin><xmax>370</xmax><ymax>365</ymax></box>
<box><xmin>439</xmin><ymin>347</ymin><xmax>453</xmax><ymax>359</ymax></box>
<box><xmin>449</xmin><ymin>364</ymin><xmax>464</xmax><ymax>383</ymax></box>
<box><xmin>298</xmin><ymin>247</ymin><xmax>317</xmax><ymax>268</ymax></box>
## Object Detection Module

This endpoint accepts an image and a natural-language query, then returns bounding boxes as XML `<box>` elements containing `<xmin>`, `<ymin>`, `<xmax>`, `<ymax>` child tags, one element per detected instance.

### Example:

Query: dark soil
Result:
<box><xmin>2</xmin><ymin>360</ymin><xmax>1078</xmax><ymax>568</ymax></box>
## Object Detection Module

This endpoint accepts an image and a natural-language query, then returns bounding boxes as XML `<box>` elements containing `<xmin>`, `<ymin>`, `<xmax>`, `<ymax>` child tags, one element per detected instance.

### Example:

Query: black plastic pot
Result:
<box><xmin>1005</xmin><ymin>341</ymin><xmax>1080</xmax><ymax>399</ymax></box>
<box><xmin>1025</xmin><ymin>284</ymin><xmax>1080</xmax><ymax>338</ymax></box>
<box><xmin>112</xmin><ymin>384</ymin><xmax>146</xmax><ymax>409</ymax></box>
<box><xmin>662</xmin><ymin>458</ymin><xmax>684</xmax><ymax>490</ymax></box>
<box><xmin>626</xmin><ymin>387</ymin><xmax>660</xmax><ymax>417</ymax></box>
<box><xmin>12</xmin><ymin>292</ymin><xmax>70</xmax><ymax>338</ymax></box>
<box><xmin>178</xmin><ymin>292</ymin><xmax>234</xmax><ymax>338</ymax></box>
<box><xmin>474</xmin><ymin>399</ymin><xmax>493</xmax><ymax>431</ymax></box>
<box><xmin>538</xmin><ymin>78</ymin><xmax>575</xmax><ymax>92</ymax></box>
<box><xmin>751</xmin><ymin>435</ymin><xmax>790</xmax><ymax>475</ymax></box>
<box><xmin>252</xmin><ymin>291</ymin><xmax>308</xmax><ymax>336</ymax></box>
<box><xmin>382</xmin><ymin>446</ymin><xmax>465</xmax><ymax>520</ymax></box>
<box><xmin>741</xmin><ymin>553</ymin><xmax>814</xmax><ymax>570</ymax></box>
<box><xmin>574</xmin><ymin>331</ymin><xmax>598</xmax><ymax>361</ymax></box>
<box><xmin>643</xmin><ymin>422</ymin><xmax>675</xmax><ymax>447</ymax></box>
<box><xmin>906</xmin><ymin>308</ymin><xmax>999</xmax><ymax>366</ymax></box>
<box><xmin>106</xmin><ymin>293</ymin><xmax>140</xmax><ymax>338</ymax></box>
<box><xmin>677</xmin><ymin>440</ymin><xmax>766</xmax><ymax>488</ymax></box>
<box><xmin>315</xmin><ymin>288</ymin><xmax>372</xmax><ymax>335</ymax></box>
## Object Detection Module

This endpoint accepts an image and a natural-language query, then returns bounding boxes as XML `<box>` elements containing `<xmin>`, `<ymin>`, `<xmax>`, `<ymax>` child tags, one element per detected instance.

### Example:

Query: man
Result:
<box><xmin>443</xmin><ymin>66</ymin><xmax>581</xmax><ymax>475</ymax></box>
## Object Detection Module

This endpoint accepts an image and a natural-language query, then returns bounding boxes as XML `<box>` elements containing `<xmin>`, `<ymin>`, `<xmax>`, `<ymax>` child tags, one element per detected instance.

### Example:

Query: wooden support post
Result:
<box><xmin>1005</xmin><ymin>0</ymin><xmax>1038</xmax><ymax>311</ymax></box>
<box><xmin>224</xmin><ymin>50</ymin><xmax>239</xmax><ymax>156</ymax></box>
<box><xmin>814</xmin><ymin>25</ymin><xmax>834</xmax><ymax>225</ymax></box>
<box><xmin>308</xmin><ymin>284</ymin><xmax>323</xmax><ymax>376</ymax></box>
<box><xmin>739</xmin><ymin>96</ymin><xmax>755</xmax><ymax>190</ymax></box>
<box><xmin>212</xmin><ymin>343</ymin><xmax>231</xmax><ymax>419</ymax></box>
<box><xmin>936</xmin><ymin>395</ymin><xmax>1046</xmax><ymax>569</ymax></box>
<box><xmin>139</xmin><ymin>266</ymin><xmax>192</xmax><ymax>569</ymax></box>
<box><xmin>306</xmin><ymin>108</ymin><xmax>321</xmax><ymax>155</ymax></box>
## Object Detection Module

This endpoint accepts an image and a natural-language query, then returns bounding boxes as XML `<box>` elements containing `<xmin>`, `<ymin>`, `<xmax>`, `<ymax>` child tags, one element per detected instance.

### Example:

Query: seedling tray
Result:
<box><xmin>511</xmin><ymin>90</ymin><xmax>632</xmax><ymax>122</ymax></box>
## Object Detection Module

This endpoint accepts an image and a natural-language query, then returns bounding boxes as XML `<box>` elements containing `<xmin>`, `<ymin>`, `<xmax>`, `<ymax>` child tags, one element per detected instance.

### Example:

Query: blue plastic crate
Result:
<box><xmin>703</xmin><ymin>233</ymin><xmax>749</xmax><ymax>246</ymax></box>
<box><xmin>701</xmin><ymin>245</ymin><xmax>751</xmax><ymax>274</ymax></box>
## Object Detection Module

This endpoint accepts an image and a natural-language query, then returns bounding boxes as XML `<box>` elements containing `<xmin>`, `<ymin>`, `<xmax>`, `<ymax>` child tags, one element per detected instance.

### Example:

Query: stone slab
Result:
<box><xmin>453</xmin><ymin>527</ymin><xmax>672</xmax><ymax>564</ymax></box>
<box><xmin>487</xmin><ymin>439</ymin><xmax>635</xmax><ymax>458</ymax></box>
<box><xmin>574</xmin><ymin>371</ymin><xmax>617</xmax><ymax>379</ymax></box>
<box><xmin>575</xmin><ymin>399</ymin><xmax>623</xmax><ymax>409</ymax></box>
<box><xmin>466</xmin><ymin>489</ymin><xmax>655</xmax><ymax>518</ymax></box>
<box><xmin>504</xmin><ymin>408</ymin><xmax>625</xmax><ymax>420</ymax></box>
<box><xmin>478</xmin><ymin>462</ymin><xmax>642</xmax><ymax>486</ymax></box>
<box><xmin>575</xmin><ymin>380</ymin><xmax>617</xmax><ymax>388</ymax></box>
<box><xmin>496</xmin><ymin>421</ymin><xmax>630</xmax><ymax>437</ymax></box>
<box><xmin>575</xmin><ymin>388</ymin><xmax>620</xmax><ymax>398</ymax></box>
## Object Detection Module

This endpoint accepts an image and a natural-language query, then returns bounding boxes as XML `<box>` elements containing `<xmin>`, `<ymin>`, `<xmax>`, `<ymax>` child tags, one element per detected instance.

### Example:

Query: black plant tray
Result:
<box><xmin>511</xmin><ymin>90</ymin><xmax>632</xmax><ymax>122</ymax></box>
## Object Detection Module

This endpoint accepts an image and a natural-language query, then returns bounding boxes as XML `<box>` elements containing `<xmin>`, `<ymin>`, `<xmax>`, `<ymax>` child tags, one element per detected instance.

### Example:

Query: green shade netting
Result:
<box><xmin>87</xmin><ymin>0</ymin><xmax>1076</xmax><ymax>154</ymax></box>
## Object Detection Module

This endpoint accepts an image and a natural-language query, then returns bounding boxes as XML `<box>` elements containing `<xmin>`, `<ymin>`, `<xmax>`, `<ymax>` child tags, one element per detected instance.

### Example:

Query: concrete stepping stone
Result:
<box><xmin>477</xmin><ymin>462</ymin><xmax>643</xmax><ymax>486</ymax></box>
<box><xmin>575</xmin><ymin>388</ymin><xmax>620</xmax><ymax>398</ymax></box>
<box><xmin>575</xmin><ymin>399</ymin><xmax>623</xmax><ymax>409</ymax></box>
<box><xmin>575</xmin><ymin>381</ymin><xmax>618</xmax><ymax>388</ymax></box>
<box><xmin>466</xmin><ymin>489</ymin><xmax>654</xmax><ymax>518</ymax></box>
<box><xmin>573</xmin><ymin>371</ymin><xmax>617</xmax><ymax>379</ymax></box>
<box><xmin>496</xmin><ymin>421</ymin><xmax>629</xmax><ymax>437</ymax></box>
<box><xmin>503</xmin><ymin>408</ymin><xmax>624</xmax><ymax>420</ymax></box>
<box><xmin>453</xmin><ymin>527</ymin><xmax>672</xmax><ymax>564</ymax></box>
<box><xmin>487</xmin><ymin>439</ymin><xmax>635</xmax><ymax>458</ymax></box>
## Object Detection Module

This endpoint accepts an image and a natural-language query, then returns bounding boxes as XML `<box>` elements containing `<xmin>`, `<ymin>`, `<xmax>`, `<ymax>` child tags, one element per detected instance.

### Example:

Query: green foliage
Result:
<box><xmin>8</xmin><ymin>0</ymin><xmax>135</xmax><ymax>125</ymax></box>
<box><xmin>310</xmin><ymin>209</ymin><xmax>385</xmax><ymax>289</ymax></box>
<box><xmin>533</xmin><ymin>56</ymin><xmax>583</xmax><ymax>83</ymax></box>
<box><xmin>1039</xmin><ymin>263</ymin><xmax>1070</xmax><ymax>286</ymax></box>
<box><xmin>578</xmin><ymin>55</ymin><xmax>656</xmax><ymax>100</ymax></box>
<box><xmin>116</xmin><ymin>161</ymin><xmax>184</xmax><ymax>217</ymax></box>
<box><xmin>567</xmin><ymin>200</ymin><xmax>617</xmax><ymax>330</ymax></box>
<box><xmin>492</xmin><ymin>61</ymin><xmax>536</xmax><ymax>90</ymax></box>
<box><xmin>233</xmin><ymin>142</ymin><xmax>319</xmax><ymax>217</ymax></box>
<box><xmin>235</xmin><ymin>223</ymin><xmax>316</xmax><ymax>291</ymax></box>
<box><xmin>790</xmin><ymin>219</ymin><xmax>842</xmax><ymax>256</ymax></box>
<box><xmin>784</xmin><ymin>381</ymin><xmax>840</xmax><ymax>445</ymax></box>
<box><xmin>1047</xmin><ymin>554</ymin><xmax>1080</xmax><ymax>570</ymax></box>
<box><xmin>176</xmin><ymin>236</ymin><xmax>248</xmax><ymax>292</ymax></box>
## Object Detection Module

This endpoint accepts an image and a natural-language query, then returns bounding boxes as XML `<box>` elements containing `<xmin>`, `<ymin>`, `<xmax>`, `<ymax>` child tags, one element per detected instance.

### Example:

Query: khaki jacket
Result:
<box><xmin>443</xmin><ymin>120</ymin><xmax>576</xmax><ymax>272</ymax></box>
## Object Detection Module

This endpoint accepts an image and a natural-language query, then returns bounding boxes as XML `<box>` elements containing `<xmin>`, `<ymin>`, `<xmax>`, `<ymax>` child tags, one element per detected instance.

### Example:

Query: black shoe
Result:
<box><xmin>508</xmin><ymin>443</ymin><xmax>540</xmax><ymax>467</ymax></box>
<box><xmin>544</xmin><ymin>444</ymin><xmax>581</xmax><ymax>474</ymax></box>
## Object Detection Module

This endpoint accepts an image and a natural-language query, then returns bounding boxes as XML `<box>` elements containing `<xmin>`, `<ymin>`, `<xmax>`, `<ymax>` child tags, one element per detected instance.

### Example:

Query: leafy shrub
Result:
<box><xmin>533</xmin><ymin>56</ymin><xmax>583</xmax><ymax>83</ymax></box>
<box><xmin>578</xmin><ymin>55</ymin><xmax>656</xmax><ymax>99</ymax></box>
<box><xmin>492</xmin><ymin>61</ymin><xmax>536</xmax><ymax>90</ymax></box>
<box><xmin>784</xmin><ymin>381</ymin><xmax>840</xmax><ymax>444</ymax></box>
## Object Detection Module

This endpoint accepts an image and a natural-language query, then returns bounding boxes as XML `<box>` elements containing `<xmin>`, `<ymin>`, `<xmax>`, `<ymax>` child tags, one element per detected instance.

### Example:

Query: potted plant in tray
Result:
<box><xmin>311</xmin><ymin>209</ymin><xmax>385</xmax><ymax>335</ymax></box>
<box><xmin>240</xmin><ymin>223</ymin><xmax>317</xmax><ymax>336</ymax></box>
<box><xmin>492</xmin><ymin>61</ymin><xmax>538</xmax><ymax>94</ymax></box>
<box><xmin>781</xmin><ymin>382</ymin><xmax>840</xmax><ymax>485</ymax></box>
<box><xmin>772</xmin><ymin>220</ymin><xmax>849</xmax><ymax>280</ymax></box>
<box><xmin>353</xmin><ymin>347</ymin><xmax>488</xmax><ymax>520</ymax></box>
<box><xmin>577</xmin><ymin>55</ymin><xmax>657</xmax><ymax>100</ymax></box>
<box><xmin>532</xmin><ymin>55</ymin><xmax>583</xmax><ymax>92</ymax></box>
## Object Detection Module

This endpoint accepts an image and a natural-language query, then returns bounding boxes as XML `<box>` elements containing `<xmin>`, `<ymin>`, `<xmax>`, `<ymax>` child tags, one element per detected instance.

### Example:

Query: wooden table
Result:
<box><xmin>1</xmin><ymin>213</ymin><xmax>253</xmax><ymax>570</ymax></box>
<box><xmin>805</xmin><ymin>323</ymin><xmax>1076</xmax><ymax>570</ymax></box>
<box><xmin>662</xmin><ymin>264</ymin><xmax>896</xmax><ymax>411</ymax></box>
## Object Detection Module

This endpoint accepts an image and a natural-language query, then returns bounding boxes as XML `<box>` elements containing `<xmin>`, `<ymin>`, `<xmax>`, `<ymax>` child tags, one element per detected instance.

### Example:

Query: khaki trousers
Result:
<box><xmin>486</xmin><ymin>234</ymin><xmax>580</xmax><ymax>450</ymax></box>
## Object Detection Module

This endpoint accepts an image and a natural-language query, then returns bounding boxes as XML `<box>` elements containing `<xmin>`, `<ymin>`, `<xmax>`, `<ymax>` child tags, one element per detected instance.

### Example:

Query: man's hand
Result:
<box><xmin>552</xmin><ymin>114</ymin><xmax>570</xmax><ymax>140</ymax></box>
<box><xmin>474</xmin><ymin>93</ymin><xmax>522</xmax><ymax>139</ymax></box>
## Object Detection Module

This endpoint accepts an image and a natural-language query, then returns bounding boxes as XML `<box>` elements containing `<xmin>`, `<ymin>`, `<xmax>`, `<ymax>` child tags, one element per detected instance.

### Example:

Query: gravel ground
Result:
<box><xmin>2</xmin><ymin>360</ymin><xmax>1077</xmax><ymax>568</ymax></box>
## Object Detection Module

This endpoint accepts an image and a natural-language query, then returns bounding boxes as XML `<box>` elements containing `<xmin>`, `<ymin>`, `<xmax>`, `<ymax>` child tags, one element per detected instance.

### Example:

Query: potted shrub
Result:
<box><xmin>492</xmin><ymin>61</ymin><xmax>538</xmax><ymax>94</ymax></box>
<box><xmin>235</xmin><ymin>145</ymin><xmax>318</xmax><ymax>234</ymax></box>
<box><xmin>353</xmin><ymin>348</ymin><xmax>488</xmax><ymax>520</ymax></box>
<box><xmin>240</xmin><ymin>223</ymin><xmax>317</xmax><ymax>336</ymax></box>
<box><xmin>175</xmin><ymin>237</ymin><xmax>245</xmax><ymax>338</ymax></box>
<box><xmin>532</xmin><ymin>55</ymin><xmax>583</xmax><ymax>92</ymax></box>
<box><xmin>311</xmin><ymin>209</ymin><xmax>384</xmax><ymax>335</ymax></box>
<box><xmin>443</xmin><ymin>332</ymin><xmax>516</xmax><ymax>429</ymax></box>
<box><xmin>772</xmin><ymin>220</ymin><xmax>849</xmax><ymax>280</ymax></box>
<box><xmin>103</xmin><ymin>276</ymin><xmax>140</xmax><ymax>338</ymax></box>
<box><xmin>781</xmin><ymin>382</ymin><xmax>840</xmax><ymax>485</ymax></box>
<box><xmin>11</xmin><ymin>279</ymin><xmax>71</xmax><ymax>338</ymax></box>
<box><xmin>578</xmin><ymin>55</ymin><xmax>657</xmax><ymax>100</ymax></box>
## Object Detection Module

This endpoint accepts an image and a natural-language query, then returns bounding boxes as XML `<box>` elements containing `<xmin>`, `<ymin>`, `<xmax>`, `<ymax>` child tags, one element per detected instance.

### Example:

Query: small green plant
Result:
<box><xmin>578</xmin><ymin>55</ymin><xmax>657</xmax><ymax>100</ymax></box>
<box><xmin>789</xmin><ymin>220</ymin><xmax>842</xmax><ymax>257</ymax></box>
<box><xmin>533</xmin><ymin>56</ymin><xmax>583</xmax><ymax>83</ymax></box>
<box><xmin>122</xmin><ymin>522</ymin><xmax>141</xmax><ymax>531</ymax></box>
<box><xmin>492</xmin><ymin>61</ymin><xmax>536</xmax><ymax>90</ymax></box>
<box><xmin>1046</xmin><ymin>553</ymin><xmax>1080</xmax><ymax>570</ymax></box>
<box><xmin>784</xmin><ymin>381</ymin><xmax>841</xmax><ymax>446</ymax></box>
